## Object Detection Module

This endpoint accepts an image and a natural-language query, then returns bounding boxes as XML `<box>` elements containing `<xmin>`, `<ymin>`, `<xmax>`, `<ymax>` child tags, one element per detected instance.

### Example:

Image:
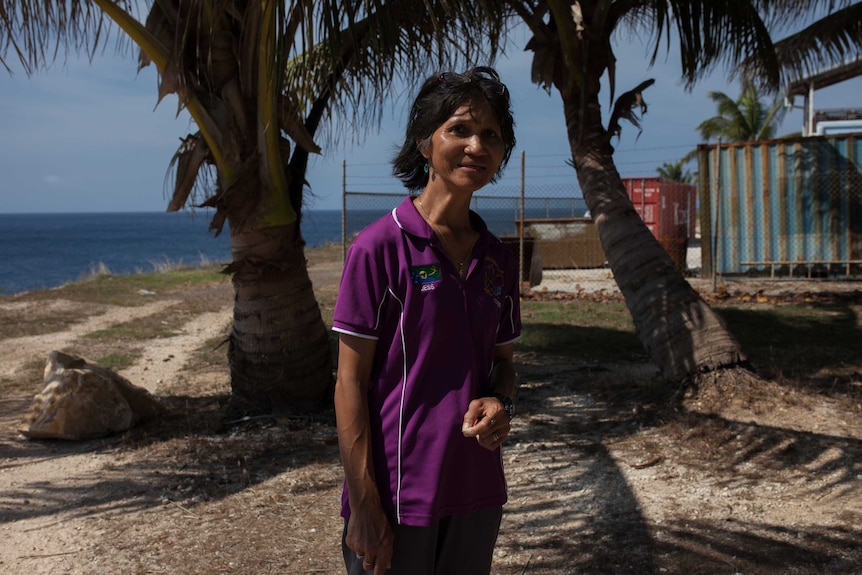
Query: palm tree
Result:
<box><xmin>0</xmin><ymin>1</ymin><xmax>505</xmax><ymax>415</ymax></box>
<box><xmin>697</xmin><ymin>81</ymin><xmax>785</xmax><ymax>142</ymax></box>
<box><xmin>503</xmin><ymin>1</ymin><xmax>857</xmax><ymax>389</ymax></box>
<box><xmin>656</xmin><ymin>160</ymin><xmax>694</xmax><ymax>184</ymax></box>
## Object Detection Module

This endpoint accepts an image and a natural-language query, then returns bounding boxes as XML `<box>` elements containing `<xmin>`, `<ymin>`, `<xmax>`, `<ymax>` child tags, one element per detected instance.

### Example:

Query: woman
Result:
<box><xmin>332</xmin><ymin>66</ymin><xmax>521</xmax><ymax>575</ymax></box>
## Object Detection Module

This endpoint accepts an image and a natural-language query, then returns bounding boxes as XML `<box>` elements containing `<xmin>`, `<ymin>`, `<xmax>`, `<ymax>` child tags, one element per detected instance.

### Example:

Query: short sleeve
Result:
<box><xmin>332</xmin><ymin>242</ymin><xmax>389</xmax><ymax>339</ymax></box>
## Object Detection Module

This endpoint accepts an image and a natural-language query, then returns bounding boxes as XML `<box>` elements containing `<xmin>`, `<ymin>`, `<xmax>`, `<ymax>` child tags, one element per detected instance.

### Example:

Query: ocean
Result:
<box><xmin>0</xmin><ymin>210</ymin><xmax>342</xmax><ymax>296</ymax></box>
<box><xmin>1</xmin><ymin>201</ymin><xmax>586</xmax><ymax>296</ymax></box>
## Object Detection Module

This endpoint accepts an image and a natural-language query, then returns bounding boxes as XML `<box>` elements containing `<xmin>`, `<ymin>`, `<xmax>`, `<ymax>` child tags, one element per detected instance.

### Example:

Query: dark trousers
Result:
<box><xmin>342</xmin><ymin>506</ymin><xmax>503</xmax><ymax>575</ymax></box>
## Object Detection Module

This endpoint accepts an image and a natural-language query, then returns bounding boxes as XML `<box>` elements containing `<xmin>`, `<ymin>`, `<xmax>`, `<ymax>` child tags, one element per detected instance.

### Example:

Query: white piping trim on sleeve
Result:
<box><xmin>331</xmin><ymin>327</ymin><xmax>379</xmax><ymax>340</ymax></box>
<box><xmin>496</xmin><ymin>334</ymin><xmax>521</xmax><ymax>346</ymax></box>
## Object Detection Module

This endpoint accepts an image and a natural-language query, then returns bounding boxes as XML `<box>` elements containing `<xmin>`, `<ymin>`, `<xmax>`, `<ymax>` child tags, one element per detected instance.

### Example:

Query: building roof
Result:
<box><xmin>786</xmin><ymin>58</ymin><xmax>862</xmax><ymax>97</ymax></box>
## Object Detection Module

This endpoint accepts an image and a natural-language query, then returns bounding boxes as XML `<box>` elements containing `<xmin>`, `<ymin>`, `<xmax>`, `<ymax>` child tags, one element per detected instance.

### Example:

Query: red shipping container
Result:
<box><xmin>622</xmin><ymin>177</ymin><xmax>696</xmax><ymax>271</ymax></box>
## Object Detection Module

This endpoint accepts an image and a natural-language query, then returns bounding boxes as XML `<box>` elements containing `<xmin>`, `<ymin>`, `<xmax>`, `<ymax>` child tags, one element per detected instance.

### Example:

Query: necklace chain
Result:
<box><xmin>416</xmin><ymin>197</ymin><xmax>473</xmax><ymax>278</ymax></box>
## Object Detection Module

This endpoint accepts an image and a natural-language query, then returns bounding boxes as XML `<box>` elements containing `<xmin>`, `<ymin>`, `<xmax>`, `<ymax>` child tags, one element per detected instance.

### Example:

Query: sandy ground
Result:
<box><xmin>1</xmin><ymin>256</ymin><xmax>860</xmax><ymax>574</ymax></box>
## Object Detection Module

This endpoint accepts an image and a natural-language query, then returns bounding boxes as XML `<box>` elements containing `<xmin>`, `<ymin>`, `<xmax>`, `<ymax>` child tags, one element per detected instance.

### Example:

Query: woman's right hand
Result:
<box><xmin>345</xmin><ymin>499</ymin><xmax>394</xmax><ymax>574</ymax></box>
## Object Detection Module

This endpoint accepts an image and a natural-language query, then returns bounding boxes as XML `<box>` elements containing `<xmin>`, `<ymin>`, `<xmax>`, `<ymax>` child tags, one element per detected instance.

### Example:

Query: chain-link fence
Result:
<box><xmin>341</xmin><ymin>154</ymin><xmax>700</xmax><ymax>293</ymax></box>
<box><xmin>343</xmin><ymin>189</ymin><xmax>590</xmax><ymax>288</ymax></box>
<box><xmin>698</xmin><ymin>135</ymin><xmax>862</xmax><ymax>281</ymax></box>
<box><xmin>342</xmin><ymin>156</ymin><xmax>680</xmax><ymax>291</ymax></box>
<box><xmin>341</xmin><ymin>137</ymin><xmax>862</xmax><ymax>292</ymax></box>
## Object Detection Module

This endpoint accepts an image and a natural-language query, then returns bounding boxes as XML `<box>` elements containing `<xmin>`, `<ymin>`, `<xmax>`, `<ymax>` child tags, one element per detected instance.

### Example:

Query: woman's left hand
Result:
<box><xmin>461</xmin><ymin>397</ymin><xmax>510</xmax><ymax>451</ymax></box>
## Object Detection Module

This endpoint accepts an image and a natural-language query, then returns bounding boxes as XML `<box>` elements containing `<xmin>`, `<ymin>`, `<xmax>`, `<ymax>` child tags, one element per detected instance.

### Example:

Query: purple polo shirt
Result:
<box><xmin>332</xmin><ymin>196</ymin><xmax>521</xmax><ymax>527</ymax></box>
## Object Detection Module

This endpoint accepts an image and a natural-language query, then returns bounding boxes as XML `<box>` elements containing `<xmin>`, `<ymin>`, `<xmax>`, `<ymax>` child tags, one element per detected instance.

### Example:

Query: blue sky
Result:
<box><xmin>1</xmin><ymin>24</ymin><xmax>860</xmax><ymax>214</ymax></box>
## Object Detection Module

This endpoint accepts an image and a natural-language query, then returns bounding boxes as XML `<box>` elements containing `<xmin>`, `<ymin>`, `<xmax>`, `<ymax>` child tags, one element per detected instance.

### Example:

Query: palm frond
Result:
<box><xmin>752</xmin><ymin>0</ymin><xmax>855</xmax><ymax>31</ymax></box>
<box><xmin>166</xmin><ymin>133</ymin><xmax>211</xmax><ymax>212</ymax></box>
<box><xmin>0</xmin><ymin>0</ymin><xmax>120</xmax><ymax>73</ymax></box>
<box><xmin>545</xmin><ymin>0</ymin><xmax>583</xmax><ymax>96</ymax></box>
<box><xmin>697</xmin><ymin>81</ymin><xmax>784</xmax><ymax>142</ymax></box>
<box><xmin>656</xmin><ymin>159</ymin><xmax>694</xmax><ymax>183</ymax></box>
<box><xmin>739</xmin><ymin>2</ymin><xmax>862</xmax><ymax>90</ymax></box>
<box><xmin>671</xmin><ymin>0</ymin><xmax>778</xmax><ymax>90</ymax></box>
<box><xmin>284</xmin><ymin>0</ymin><xmax>508</xmax><ymax>149</ymax></box>
<box><xmin>756</xmin><ymin>99</ymin><xmax>786</xmax><ymax>140</ymax></box>
<box><xmin>519</xmin><ymin>1</ymin><xmax>557</xmax><ymax>92</ymax></box>
<box><xmin>610</xmin><ymin>1</ymin><xmax>780</xmax><ymax>91</ymax></box>
<box><xmin>257</xmin><ymin>0</ymin><xmax>295</xmax><ymax>227</ymax></box>
<box><xmin>607</xmin><ymin>78</ymin><xmax>655</xmax><ymax>141</ymax></box>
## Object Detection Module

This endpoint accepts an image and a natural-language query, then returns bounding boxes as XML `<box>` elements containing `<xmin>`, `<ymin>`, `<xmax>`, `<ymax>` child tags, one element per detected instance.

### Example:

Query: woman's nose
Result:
<box><xmin>464</xmin><ymin>134</ymin><xmax>486</xmax><ymax>154</ymax></box>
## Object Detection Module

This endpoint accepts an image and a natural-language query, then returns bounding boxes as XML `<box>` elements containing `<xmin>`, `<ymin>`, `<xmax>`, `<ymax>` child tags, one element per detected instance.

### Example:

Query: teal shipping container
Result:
<box><xmin>697</xmin><ymin>134</ymin><xmax>862</xmax><ymax>277</ymax></box>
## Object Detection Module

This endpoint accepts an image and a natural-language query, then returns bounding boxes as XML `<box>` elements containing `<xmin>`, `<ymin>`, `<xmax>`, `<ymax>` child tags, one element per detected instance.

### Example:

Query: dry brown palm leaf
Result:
<box><xmin>279</xmin><ymin>101</ymin><xmax>322</xmax><ymax>155</ymax></box>
<box><xmin>606</xmin><ymin>78</ymin><xmax>655</xmax><ymax>141</ymax></box>
<box><xmin>167</xmin><ymin>133</ymin><xmax>210</xmax><ymax>212</ymax></box>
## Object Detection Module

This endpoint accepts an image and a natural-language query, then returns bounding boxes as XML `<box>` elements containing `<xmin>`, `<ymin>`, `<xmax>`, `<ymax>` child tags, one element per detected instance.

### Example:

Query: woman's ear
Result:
<box><xmin>416</xmin><ymin>138</ymin><xmax>430</xmax><ymax>159</ymax></box>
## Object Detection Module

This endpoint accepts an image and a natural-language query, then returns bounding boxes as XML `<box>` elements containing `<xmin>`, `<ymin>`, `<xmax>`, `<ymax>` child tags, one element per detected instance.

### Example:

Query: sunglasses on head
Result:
<box><xmin>436</xmin><ymin>69</ymin><xmax>508</xmax><ymax>96</ymax></box>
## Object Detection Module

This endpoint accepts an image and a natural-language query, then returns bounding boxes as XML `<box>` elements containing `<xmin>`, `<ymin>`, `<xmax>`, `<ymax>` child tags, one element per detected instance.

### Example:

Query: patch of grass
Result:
<box><xmin>519</xmin><ymin>299</ymin><xmax>643</xmax><ymax>361</ymax></box>
<box><xmin>0</xmin><ymin>304</ymin><xmax>100</xmax><ymax>339</ymax></box>
<box><xmin>518</xmin><ymin>297</ymin><xmax>862</xmax><ymax>392</ymax></box>
<box><xmin>314</xmin><ymin>287</ymin><xmax>338</xmax><ymax>325</ymax></box>
<box><xmin>96</xmin><ymin>352</ymin><xmax>139</xmax><ymax>372</ymax></box>
<box><xmin>715</xmin><ymin>302</ymin><xmax>862</xmax><ymax>394</ymax></box>
<box><xmin>305</xmin><ymin>242</ymin><xmax>344</xmax><ymax>265</ymax></box>
<box><xmin>185</xmin><ymin>335</ymin><xmax>230</xmax><ymax>372</ymax></box>
<box><xmin>15</xmin><ymin>265</ymin><xmax>228</xmax><ymax>307</ymax></box>
<box><xmin>84</xmin><ymin>320</ymin><xmax>178</xmax><ymax>341</ymax></box>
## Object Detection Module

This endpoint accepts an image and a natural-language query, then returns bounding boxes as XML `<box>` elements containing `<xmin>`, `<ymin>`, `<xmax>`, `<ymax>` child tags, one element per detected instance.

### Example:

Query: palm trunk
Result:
<box><xmin>226</xmin><ymin>223</ymin><xmax>332</xmax><ymax>413</ymax></box>
<box><xmin>561</xmin><ymin>92</ymin><xmax>746</xmax><ymax>384</ymax></box>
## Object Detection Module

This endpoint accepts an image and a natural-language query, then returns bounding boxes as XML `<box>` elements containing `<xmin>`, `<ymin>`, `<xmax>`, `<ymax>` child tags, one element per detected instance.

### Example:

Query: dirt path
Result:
<box><xmin>0</xmin><ymin>299</ymin><xmax>177</xmax><ymax>381</ymax></box>
<box><xmin>0</xmin><ymin>297</ymin><xmax>234</xmax><ymax>574</ymax></box>
<box><xmin>0</xmin><ymin>263</ymin><xmax>342</xmax><ymax>574</ymax></box>
<box><xmin>119</xmin><ymin>308</ymin><xmax>232</xmax><ymax>393</ymax></box>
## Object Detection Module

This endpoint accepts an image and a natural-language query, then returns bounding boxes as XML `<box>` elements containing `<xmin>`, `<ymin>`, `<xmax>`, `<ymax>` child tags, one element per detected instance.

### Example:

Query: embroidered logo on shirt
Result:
<box><xmin>483</xmin><ymin>257</ymin><xmax>505</xmax><ymax>298</ymax></box>
<box><xmin>410</xmin><ymin>264</ymin><xmax>442</xmax><ymax>287</ymax></box>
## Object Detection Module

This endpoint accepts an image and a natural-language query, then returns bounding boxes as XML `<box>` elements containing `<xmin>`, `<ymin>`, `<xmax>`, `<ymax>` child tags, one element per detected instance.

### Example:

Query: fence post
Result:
<box><xmin>712</xmin><ymin>139</ymin><xmax>722</xmax><ymax>291</ymax></box>
<box><xmin>519</xmin><ymin>151</ymin><xmax>525</xmax><ymax>284</ymax></box>
<box><xmin>342</xmin><ymin>159</ymin><xmax>347</xmax><ymax>264</ymax></box>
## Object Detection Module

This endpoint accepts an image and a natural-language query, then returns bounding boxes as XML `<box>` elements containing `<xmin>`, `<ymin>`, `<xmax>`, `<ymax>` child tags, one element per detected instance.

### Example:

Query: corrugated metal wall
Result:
<box><xmin>697</xmin><ymin>134</ymin><xmax>862</xmax><ymax>277</ymax></box>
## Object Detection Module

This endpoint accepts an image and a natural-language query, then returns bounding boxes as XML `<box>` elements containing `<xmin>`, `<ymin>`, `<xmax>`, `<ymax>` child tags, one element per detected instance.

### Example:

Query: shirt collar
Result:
<box><xmin>393</xmin><ymin>195</ymin><xmax>491</xmax><ymax>244</ymax></box>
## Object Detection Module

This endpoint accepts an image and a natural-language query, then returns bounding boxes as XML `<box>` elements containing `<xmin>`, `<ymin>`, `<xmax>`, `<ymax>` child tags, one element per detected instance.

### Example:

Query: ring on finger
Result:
<box><xmin>489</xmin><ymin>418</ymin><xmax>496</xmax><ymax>425</ymax></box>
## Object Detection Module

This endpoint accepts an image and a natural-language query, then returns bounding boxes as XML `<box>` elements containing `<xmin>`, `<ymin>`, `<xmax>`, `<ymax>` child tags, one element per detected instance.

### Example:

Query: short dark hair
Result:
<box><xmin>392</xmin><ymin>66</ymin><xmax>516</xmax><ymax>191</ymax></box>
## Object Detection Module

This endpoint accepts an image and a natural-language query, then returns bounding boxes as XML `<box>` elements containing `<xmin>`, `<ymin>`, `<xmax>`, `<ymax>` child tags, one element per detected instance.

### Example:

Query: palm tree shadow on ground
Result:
<box><xmin>497</xmin><ymin>329</ymin><xmax>862</xmax><ymax>574</ymax></box>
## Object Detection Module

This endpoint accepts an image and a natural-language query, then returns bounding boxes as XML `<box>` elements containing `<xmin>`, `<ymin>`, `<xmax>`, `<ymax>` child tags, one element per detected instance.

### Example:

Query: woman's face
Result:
<box><xmin>422</xmin><ymin>100</ymin><xmax>506</xmax><ymax>194</ymax></box>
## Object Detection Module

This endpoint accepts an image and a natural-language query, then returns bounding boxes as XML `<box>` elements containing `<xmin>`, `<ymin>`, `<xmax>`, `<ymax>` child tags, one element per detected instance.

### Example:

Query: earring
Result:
<box><xmin>423</xmin><ymin>163</ymin><xmax>429</xmax><ymax>174</ymax></box>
